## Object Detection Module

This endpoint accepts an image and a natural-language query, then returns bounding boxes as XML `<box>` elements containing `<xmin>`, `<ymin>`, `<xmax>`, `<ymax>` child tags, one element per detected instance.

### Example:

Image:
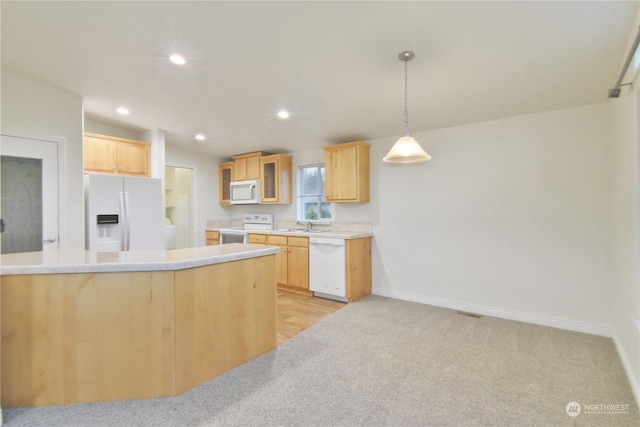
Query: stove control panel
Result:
<box><xmin>243</xmin><ymin>214</ymin><xmax>274</xmax><ymax>225</ymax></box>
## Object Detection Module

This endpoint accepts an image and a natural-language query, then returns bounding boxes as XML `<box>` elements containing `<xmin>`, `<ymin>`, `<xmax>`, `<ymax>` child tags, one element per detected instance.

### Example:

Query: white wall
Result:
<box><xmin>165</xmin><ymin>142</ymin><xmax>226</xmax><ymax>247</ymax></box>
<box><xmin>368</xmin><ymin>103</ymin><xmax>614</xmax><ymax>335</ymax></box>
<box><xmin>609</xmin><ymin>10</ymin><xmax>640</xmax><ymax>405</ymax></box>
<box><xmin>1</xmin><ymin>71</ymin><xmax>84</xmax><ymax>249</ymax></box>
<box><xmin>84</xmin><ymin>118</ymin><xmax>140</xmax><ymax>140</ymax></box>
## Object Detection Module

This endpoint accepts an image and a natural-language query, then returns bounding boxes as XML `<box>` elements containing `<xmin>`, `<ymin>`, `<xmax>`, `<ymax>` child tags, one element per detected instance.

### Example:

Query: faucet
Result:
<box><xmin>296</xmin><ymin>220</ymin><xmax>312</xmax><ymax>231</ymax></box>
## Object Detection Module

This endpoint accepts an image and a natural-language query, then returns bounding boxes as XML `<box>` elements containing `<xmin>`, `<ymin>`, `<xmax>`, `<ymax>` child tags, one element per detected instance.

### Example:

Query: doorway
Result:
<box><xmin>164</xmin><ymin>166</ymin><xmax>193</xmax><ymax>249</ymax></box>
<box><xmin>0</xmin><ymin>134</ymin><xmax>59</xmax><ymax>254</ymax></box>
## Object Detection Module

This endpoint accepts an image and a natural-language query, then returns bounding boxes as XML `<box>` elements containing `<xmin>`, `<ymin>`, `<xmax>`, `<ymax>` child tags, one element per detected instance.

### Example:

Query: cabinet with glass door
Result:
<box><xmin>260</xmin><ymin>154</ymin><xmax>292</xmax><ymax>204</ymax></box>
<box><xmin>218</xmin><ymin>162</ymin><xmax>233</xmax><ymax>205</ymax></box>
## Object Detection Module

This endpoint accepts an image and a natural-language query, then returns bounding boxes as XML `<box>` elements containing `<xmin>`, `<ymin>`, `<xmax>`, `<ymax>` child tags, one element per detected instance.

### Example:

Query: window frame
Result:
<box><xmin>296</xmin><ymin>163</ymin><xmax>333</xmax><ymax>224</ymax></box>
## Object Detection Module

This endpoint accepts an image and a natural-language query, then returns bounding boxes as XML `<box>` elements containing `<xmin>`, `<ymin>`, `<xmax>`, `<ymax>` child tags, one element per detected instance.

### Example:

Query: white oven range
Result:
<box><xmin>219</xmin><ymin>214</ymin><xmax>274</xmax><ymax>244</ymax></box>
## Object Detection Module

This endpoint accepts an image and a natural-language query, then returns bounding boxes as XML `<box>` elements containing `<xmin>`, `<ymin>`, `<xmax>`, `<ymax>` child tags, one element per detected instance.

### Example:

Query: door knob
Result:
<box><xmin>42</xmin><ymin>237</ymin><xmax>57</xmax><ymax>243</ymax></box>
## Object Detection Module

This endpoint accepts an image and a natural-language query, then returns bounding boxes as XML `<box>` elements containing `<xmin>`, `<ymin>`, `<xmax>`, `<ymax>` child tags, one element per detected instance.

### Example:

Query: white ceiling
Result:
<box><xmin>2</xmin><ymin>1</ymin><xmax>637</xmax><ymax>158</ymax></box>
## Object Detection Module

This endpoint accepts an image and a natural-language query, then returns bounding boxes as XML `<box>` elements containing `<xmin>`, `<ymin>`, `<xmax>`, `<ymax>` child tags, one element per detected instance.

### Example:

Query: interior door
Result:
<box><xmin>0</xmin><ymin>134</ymin><xmax>59</xmax><ymax>253</ymax></box>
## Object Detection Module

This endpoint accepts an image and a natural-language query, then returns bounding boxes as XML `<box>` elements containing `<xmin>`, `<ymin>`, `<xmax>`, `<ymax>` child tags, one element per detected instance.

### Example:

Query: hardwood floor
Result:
<box><xmin>277</xmin><ymin>289</ymin><xmax>345</xmax><ymax>345</ymax></box>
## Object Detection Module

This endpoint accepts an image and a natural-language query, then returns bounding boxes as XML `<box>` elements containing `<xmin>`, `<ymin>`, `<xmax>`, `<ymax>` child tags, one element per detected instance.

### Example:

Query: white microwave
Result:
<box><xmin>230</xmin><ymin>180</ymin><xmax>262</xmax><ymax>204</ymax></box>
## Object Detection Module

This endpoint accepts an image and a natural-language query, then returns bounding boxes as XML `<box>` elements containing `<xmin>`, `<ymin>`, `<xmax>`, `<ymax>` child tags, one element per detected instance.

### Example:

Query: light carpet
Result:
<box><xmin>4</xmin><ymin>295</ymin><xmax>639</xmax><ymax>426</ymax></box>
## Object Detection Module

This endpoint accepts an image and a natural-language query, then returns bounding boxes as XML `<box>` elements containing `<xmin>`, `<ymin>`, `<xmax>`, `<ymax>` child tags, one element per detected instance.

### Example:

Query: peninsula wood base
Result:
<box><xmin>1</xmin><ymin>255</ymin><xmax>276</xmax><ymax>408</ymax></box>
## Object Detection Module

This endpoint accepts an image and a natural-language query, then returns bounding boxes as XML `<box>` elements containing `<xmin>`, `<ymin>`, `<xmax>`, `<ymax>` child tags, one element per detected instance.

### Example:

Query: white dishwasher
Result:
<box><xmin>309</xmin><ymin>237</ymin><xmax>347</xmax><ymax>302</ymax></box>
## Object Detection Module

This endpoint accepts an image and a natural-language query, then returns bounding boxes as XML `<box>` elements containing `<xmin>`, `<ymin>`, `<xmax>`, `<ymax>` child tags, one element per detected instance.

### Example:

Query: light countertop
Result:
<box><xmin>0</xmin><ymin>244</ymin><xmax>279</xmax><ymax>275</ymax></box>
<box><xmin>206</xmin><ymin>228</ymin><xmax>373</xmax><ymax>240</ymax></box>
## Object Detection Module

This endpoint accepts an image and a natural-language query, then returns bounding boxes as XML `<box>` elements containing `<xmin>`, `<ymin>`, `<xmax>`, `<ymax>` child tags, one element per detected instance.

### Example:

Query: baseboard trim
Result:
<box><xmin>372</xmin><ymin>287</ymin><xmax>611</xmax><ymax>337</ymax></box>
<box><xmin>612</xmin><ymin>326</ymin><xmax>640</xmax><ymax>408</ymax></box>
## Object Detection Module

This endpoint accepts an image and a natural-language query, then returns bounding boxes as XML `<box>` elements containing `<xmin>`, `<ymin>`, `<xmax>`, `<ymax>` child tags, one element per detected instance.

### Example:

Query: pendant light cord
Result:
<box><xmin>403</xmin><ymin>59</ymin><xmax>410</xmax><ymax>136</ymax></box>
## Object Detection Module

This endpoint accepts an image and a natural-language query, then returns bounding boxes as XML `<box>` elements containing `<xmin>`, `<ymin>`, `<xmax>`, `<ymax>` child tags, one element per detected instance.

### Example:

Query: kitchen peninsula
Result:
<box><xmin>0</xmin><ymin>244</ymin><xmax>279</xmax><ymax>408</ymax></box>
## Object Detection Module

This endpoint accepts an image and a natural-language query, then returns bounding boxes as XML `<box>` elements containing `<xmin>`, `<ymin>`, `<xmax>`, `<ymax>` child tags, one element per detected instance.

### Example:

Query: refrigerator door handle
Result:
<box><xmin>124</xmin><ymin>191</ymin><xmax>131</xmax><ymax>251</ymax></box>
<box><xmin>119</xmin><ymin>192</ymin><xmax>126</xmax><ymax>251</ymax></box>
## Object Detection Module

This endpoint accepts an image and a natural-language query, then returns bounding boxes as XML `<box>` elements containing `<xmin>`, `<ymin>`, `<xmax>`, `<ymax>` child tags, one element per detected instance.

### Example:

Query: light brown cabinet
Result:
<box><xmin>323</xmin><ymin>141</ymin><xmax>370</xmax><ymax>203</ymax></box>
<box><xmin>232</xmin><ymin>152</ymin><xmax>263</xmax><ymax>181</ymax></box>
<box><xmin>260</xmin><ymin>154</ymin><xmax>292</xmax><ymax>204</ymax></box>
<box><xmin>84</xmin><ymin>132</ymin><xmax>151</xmax><ymax>177</ymax></box>
<box><xmin>249</xmin><ymin>233</ymin><xmax>371</xmax><ymax>302</ymax></box>
<box><xmin>266</xmin><ymin>234</ymin><xmax>309</xmax><ymax>294</ymax></box>
<box><xmin>206</xmin><ymin>230</ymin><xmax>220</xmax><ymax>245</ymax></box>
<box><xmin>345</xmin><ymin>237</ymin><xmax>372</xmax><ymax>302</ymax></box>
<box><xmin>218</xmin><ymin>162</ymin><xmax>233</xmax><ymax>205</ymax></box>
<box><xmin>248</xmin><ymin>233</ymin><xmax>267</xmax><ymax>245</ymax></box>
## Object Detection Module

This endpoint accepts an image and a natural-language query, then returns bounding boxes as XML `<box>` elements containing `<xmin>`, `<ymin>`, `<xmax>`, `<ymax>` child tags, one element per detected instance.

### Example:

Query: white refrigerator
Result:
<box><xmin>85</xmin><ymin>174</ymin><xmax>164</xmax><ymax>252</ymax></box>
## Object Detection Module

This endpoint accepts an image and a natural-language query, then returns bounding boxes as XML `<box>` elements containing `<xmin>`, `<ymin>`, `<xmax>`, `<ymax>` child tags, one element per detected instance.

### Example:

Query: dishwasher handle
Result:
<box><xmin>309</xmin><ymin>238</ymin><xmax>345</xmax><ymax>248</ymax></box>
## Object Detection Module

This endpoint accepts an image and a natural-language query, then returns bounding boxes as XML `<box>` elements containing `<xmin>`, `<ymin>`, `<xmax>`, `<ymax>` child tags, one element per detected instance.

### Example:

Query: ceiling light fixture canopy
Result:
<box><xmin>383</xmin><ymin>51</ymin><xmax>431</xmax><ymax>164</ymax></box>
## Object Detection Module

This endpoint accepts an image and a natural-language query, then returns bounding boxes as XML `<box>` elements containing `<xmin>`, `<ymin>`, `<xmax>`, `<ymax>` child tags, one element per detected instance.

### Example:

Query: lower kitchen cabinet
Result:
<box><xmin>206</xmin><ymin>230</ymin><xmax>220</xmax><ymax>245</ymax></box>
<box><xmin>248</xmin><ymin>233</ymin><xmax>267</xmax><ymax>245</ymax></box>
<box><xmin>248</xmin><ymin>233</ymin><xmax>371</xmax><ymax>301</ymax></box>
<box><xmin>344</xmin><ymin>237</ymin><xmax>372</xmax><ymax>302</ymax></box>
<box><xmin>267</xmin><ymin>235</ymin><xmax>310</xmax><ymax>294</ymax></box>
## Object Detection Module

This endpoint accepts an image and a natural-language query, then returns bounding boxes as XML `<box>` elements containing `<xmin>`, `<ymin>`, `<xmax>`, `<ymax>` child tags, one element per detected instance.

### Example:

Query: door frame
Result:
<box><xmin>1</xmin><ymin>131</ymin><xmax>66</xmax><ymax>249</ymax></box>
<box><xmin>164</xmin><ymin>164</ymin><xmax>196</xmax><ymax>248</ymax></box>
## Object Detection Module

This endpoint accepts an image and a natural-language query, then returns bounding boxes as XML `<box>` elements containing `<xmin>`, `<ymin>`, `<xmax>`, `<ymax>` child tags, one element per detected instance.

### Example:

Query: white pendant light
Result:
<box><xmin>383</xmin><ymin>51</ymin><xmax>431</xmax><ymax>164</ymax></box>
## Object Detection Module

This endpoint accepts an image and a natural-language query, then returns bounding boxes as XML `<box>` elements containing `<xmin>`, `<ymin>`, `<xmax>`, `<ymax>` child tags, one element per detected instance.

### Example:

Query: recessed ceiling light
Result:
<box><xmin>195</xmin><ymin>134</ymin><xmax>206</xmax><ymax>141</ymax></box>
<box><xmin>170</xmin><ymin>54</ymin><xmax>186</xmax><ymax>65</ymax></box>
<box><xmin>116</xmin><ymin>107</ymin><xmax>130</xmax><ymax>115</ymax></box>
<box><xmin>277</xmin><ymin>110</ymin><xmax>290</xmax><ymax>119</ymax></box>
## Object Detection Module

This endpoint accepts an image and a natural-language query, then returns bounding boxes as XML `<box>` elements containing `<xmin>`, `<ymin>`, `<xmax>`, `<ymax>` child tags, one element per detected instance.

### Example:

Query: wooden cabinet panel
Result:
<box><xmin>260</xmin><ymin>154</ymin><xmax>292</xmax><ymax>204</ymax></box>
<box><xmin>84</xmin><ymin>133</ymin><xmax>150</xmax><ymax>177</ymax></box>
<box><xmin>0</xmin><ymin>255</ymin><xmax>278</xmax><ymax>408</ymax></box>
<box><xmin>84</xmin><ymin>135</ymin><xmax>117</xmax><ymax>173</ymax></box>
<box><xmin>232</xmin><ymin>152</ymin><xmax>263</xmax><ymax>181</ymax></box>
<box><xmin>323</xmin><ymin>141</ymin><xmax>370</xmax><ymax>203</ymax></box>
<box><xmin>174</xmin><ymin>257</ymin><xmax>276</xmax><ymax>394</ymax></box>
<box><xmin>287</xmin><ymin>246</ymin><xmax>309</xmax><ymax>289</ymax></box>
<box><xmin>248</xmin><ymin>233</ymin><xmax>267</xmax><ymax>244</ymax></box>
<box><xmin>206</xmin><ymin>230</ymin><xmax>220</xmax><ymax>246</ymax></box>
<box><xmin>218</xmin><ymin>162</ymin><xmax>233</xmax><ymax>205</ymax></box>
<box><xmin>267</xmin><ymin>234</ymin><xmax>309</xmax><ymax>293</ymax></box>
<box><xmin>1</xmin><ymin>271</ymin><xmax>175</xmax><ymax>407</ymax></box>
<box><xmin>267</xmin><ymin>235</ymin><xmax>287</xmax><ymax>246</ymax></box>
<box><xmin>345</xmin><ymin>237</ymin><xmax>372</xmax><ymax>302</ymax></box>
<box><xmin>287</xmin><ymin>236</ymin><xmax>309</xmax><ymax>248</ymax></box>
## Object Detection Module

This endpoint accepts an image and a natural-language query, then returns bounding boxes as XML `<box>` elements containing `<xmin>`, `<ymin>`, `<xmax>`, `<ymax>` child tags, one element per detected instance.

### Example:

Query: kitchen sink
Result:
<box><xmin>276</xmin><ymin>228</ymin><xmax>331</xmax><ymax>233</ymax></box>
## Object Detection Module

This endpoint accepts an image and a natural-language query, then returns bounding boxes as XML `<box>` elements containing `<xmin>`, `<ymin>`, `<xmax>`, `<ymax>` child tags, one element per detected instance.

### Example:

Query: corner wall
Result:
<box><xmin>609</xmin><ymin>13</ymin><xmax>640</xmax><ymax>405</ymax></box>
<box><xmin>363</xmin><ymin>102</ymin><xmax>614</xmax><ymax>335</ymax></box>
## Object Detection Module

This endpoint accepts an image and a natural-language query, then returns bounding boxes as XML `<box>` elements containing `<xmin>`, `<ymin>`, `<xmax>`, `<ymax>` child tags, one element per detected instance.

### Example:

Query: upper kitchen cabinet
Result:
<box><xmin>218</xmin><ymin>162</ymin><xmax>233</xmax><ymax>205</ymax></box>
<box><xmin>84</xmin><ymin>132</ymin><xmax>151</xmax><ymax>177</ymax></box>
<box><xmin>261</xmin><ymin>154</ymin><xmax>292</xmax><ymax>204</ymax></box>
<box><xmin>232</xmin><ymin>152</ymin><xmax>264</xmax><ymax>181</ymax></box>
<box><xmin>323</xmin><ymin>141</ymin><xmax>370</xmax><ymax>203</ymax></box>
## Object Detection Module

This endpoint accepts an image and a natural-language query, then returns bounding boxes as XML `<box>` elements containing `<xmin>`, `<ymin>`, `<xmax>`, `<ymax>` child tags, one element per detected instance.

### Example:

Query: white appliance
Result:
<box><xmin>219</xmin><ymin>213</ymin><xmax>273</xmax><ymax>244</ymax></box>
<box><xmin>309</xmin><ymin>237</ymin><xmax>347</xmax><ymax>302</ymax></box>
<box><xmin>85</xmin><ymin>174</ymin><xmax>164</xmax><ymax>252</ymax></box>
<box><xmin>230</xmin><ymin>180</ymin><xmax>262</xmax><ymax>204</ymax></box>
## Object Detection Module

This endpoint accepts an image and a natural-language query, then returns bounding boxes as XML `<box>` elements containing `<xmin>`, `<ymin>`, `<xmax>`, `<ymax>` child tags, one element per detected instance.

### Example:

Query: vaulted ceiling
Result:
<box><xmin>2</xmin><ymin>1</ymin><xmax>637</xmax><ymax>158</ymax></box>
